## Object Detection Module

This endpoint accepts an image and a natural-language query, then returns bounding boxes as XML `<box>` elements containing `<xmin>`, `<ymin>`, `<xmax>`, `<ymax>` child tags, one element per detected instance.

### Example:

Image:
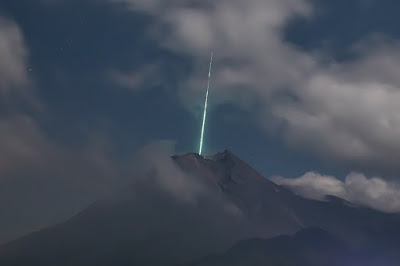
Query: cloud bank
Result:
<box><xmin>109</xmin><ymin>0</ymin><xmax>400</xmax><ymax>174</ymax></box>
<box><xmin>272</xmin><ymin>172</ymin><xmax>400</xmax><ymax>213</ymax></box>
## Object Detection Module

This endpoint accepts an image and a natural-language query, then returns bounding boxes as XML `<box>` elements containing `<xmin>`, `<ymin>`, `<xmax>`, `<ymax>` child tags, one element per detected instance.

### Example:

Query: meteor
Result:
<box><xmin>199</xmin><ymin>52</ymin><xmax>213</xmax><ymax>156</ymax></box>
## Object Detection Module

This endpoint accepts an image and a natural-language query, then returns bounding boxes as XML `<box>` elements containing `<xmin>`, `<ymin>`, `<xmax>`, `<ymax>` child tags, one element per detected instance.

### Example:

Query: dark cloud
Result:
<box><xmin>0</xmin><ymin>117</ymin><xmax>123</xmax><ymax>243</ymax></box>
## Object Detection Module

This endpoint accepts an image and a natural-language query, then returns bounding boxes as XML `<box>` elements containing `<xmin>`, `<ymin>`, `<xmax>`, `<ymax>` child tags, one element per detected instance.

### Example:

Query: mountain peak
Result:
<box><xmin>172</xmin><ymin>150</ymin><xmax>244</xmax><ymax>168</ymax></box>
<box><xmin>207</xmin><ymin>149</ymin><xmax>240</xmax><ymax>163</ymax></box>
<box><xmin>172</xmin><ymin>150</ymin><xmax>282</xmax><ymax>197</ymax></box>
<box><xmin>172</xmin><ymin>150</ymin><xmax>255</xmax><ymax>183</ymax></box>
<box><xmin>171</xmin><ymin>149</ymin><xmax>237</xmax><ymax>161</ymax></box>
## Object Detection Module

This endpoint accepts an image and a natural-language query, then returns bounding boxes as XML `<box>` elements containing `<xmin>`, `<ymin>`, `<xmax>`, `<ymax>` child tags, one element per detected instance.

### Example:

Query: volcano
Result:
<box><xmin>0</xmin><ymin>150</ymin><xmax>399</xmax><ymax>266</ymax></box>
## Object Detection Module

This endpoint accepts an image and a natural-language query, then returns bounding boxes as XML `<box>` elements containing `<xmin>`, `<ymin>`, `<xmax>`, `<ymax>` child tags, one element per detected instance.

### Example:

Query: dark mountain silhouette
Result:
<box><xmin>0</xmin><ymin>150</ymin><xmax>399</xmax><ymax>266</ymax></box>
<box><xmin>186</xmin><ymin>227</ymin><xmax>399</xmax><ymax>266</ymax></box>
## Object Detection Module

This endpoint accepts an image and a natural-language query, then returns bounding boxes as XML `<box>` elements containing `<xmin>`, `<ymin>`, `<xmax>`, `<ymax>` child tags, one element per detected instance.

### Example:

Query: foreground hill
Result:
<box><xmin>187</xmin><ymin>227</ymin><xmax>399</xmax><ymax>266</ymax></box>
<box><xmin>0</xmin><ymin>150</ymin><xmax>399</xmax><ymax>265</ymax></box>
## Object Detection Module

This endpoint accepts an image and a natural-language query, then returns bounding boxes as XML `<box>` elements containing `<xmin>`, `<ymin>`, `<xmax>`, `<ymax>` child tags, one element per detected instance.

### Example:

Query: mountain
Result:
<box><xmin>186</xmin><ymin>227</ymin><xmax>399</xmax><ymax>266</ymax></box>
<box><xmin>172</xmin><ymin>151</ymin><xmax>303</xmax><ymax>237</ymax></box>
<box><xmin>174</xmin><ymin>151</ymin><xmax>400</xmax><ymax>247</ymax></box>
<box><xmin>0</xmin><ymin>150</ymin><xmax>399</xmax><ymax>266</ymax></box>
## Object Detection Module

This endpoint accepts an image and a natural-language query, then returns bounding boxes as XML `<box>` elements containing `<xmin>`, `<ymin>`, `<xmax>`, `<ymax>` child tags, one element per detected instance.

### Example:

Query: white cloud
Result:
<box><xmin>108</xmin><ymin>0</ymin><xmax>400</xmax><ymax>173</ymax></box>
<box><xmin>0</xmin><ymin>18</ymin><xmax>29</xmax><ymax>94</ymax></box>
<box><xmin>274</xmin><ymin>45</ymin><xmax>400</xmax><ymax>168</ymax></box>
<box><xmin>271</xmin><ymin>172</ymin><xmax>400</xmax><ymax>213</ymax></box>
<box><xmin>134</xmin><ymin>141</ymin><xmax>206</xmax><ymax>203</ymax></box>
<box><xmin>109</xmin><ymin>0</ymin><xmax>315</xmax><ymax>107</ymax></box>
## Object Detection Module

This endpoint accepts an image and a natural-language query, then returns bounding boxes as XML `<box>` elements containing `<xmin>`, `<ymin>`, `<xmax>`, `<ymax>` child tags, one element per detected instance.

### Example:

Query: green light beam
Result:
<box><xmin>199</xmin><ymin>51</ymin><xmax>213</xmax><ymax>155</ymax></box>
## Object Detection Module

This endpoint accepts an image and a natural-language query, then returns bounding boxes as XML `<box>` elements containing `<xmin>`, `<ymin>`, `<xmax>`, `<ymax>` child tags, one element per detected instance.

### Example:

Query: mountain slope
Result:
<box><xmin>174</xmin><ymin>150</ymin><xmax>400</xmax><ymax>247</ymax></box>
<box><xmin>173</xmin><ymin>151</ymin><xmax>304</xmax><ymax>236</ymax></box>
<box><xmin>0</xmin><ymin>180</ymin><xmax>251</xmax><ymax>266</ymax></box>
<box><xmin>0</xmin><ymin>150</ymin><xmax>399</xmax><ymax>266</ymax></box>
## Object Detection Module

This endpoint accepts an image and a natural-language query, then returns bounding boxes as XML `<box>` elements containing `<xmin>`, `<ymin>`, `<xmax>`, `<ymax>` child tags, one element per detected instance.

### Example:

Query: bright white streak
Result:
<box><xmin>199</xmin><ymin>52</ymin><xmax>213</xmax><ymax>155</ymax></box>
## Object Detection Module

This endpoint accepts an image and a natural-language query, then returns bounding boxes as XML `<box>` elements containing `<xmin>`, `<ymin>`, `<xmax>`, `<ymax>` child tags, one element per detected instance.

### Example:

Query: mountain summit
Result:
<box><xmin>0</xmin><ymin>150</ymin><xmax>399</xmax><ymax>266</ymax></box>
<box><xmin>173</xmin><ymin>150</ymin><xmax>281</xmax><ymax>188</ymax></box>
<box><xmin>173</xmin><ymin>150</ymin><xmax>304</xmax><ymax>236</ymax></box>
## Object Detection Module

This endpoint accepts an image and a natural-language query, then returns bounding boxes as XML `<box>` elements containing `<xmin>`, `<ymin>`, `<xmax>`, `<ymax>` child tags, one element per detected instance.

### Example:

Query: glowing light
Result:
<box><xmin>199</xmin><ymin>52</ymin><xmax>213</xmax><ymax>155</ymax></box>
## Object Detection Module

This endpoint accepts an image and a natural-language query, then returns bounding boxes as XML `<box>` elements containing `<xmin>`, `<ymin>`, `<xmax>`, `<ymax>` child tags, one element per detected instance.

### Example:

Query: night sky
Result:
<box><xmin>2</xmin><ymin>0</ymin><xmax>400</xmax><ymax>243</ymax></box>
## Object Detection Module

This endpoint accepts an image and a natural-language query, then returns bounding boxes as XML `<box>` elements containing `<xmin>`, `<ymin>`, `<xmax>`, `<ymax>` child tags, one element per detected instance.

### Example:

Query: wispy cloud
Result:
<box><xmin>110</xmin><ymin>63</ymin><xmax>161</xmax><ymax>90</ymax></box>
<box><xmin>0</xmin><ymin>18</ymin><xmax>29</xmax><ymax>92</ymax></box>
